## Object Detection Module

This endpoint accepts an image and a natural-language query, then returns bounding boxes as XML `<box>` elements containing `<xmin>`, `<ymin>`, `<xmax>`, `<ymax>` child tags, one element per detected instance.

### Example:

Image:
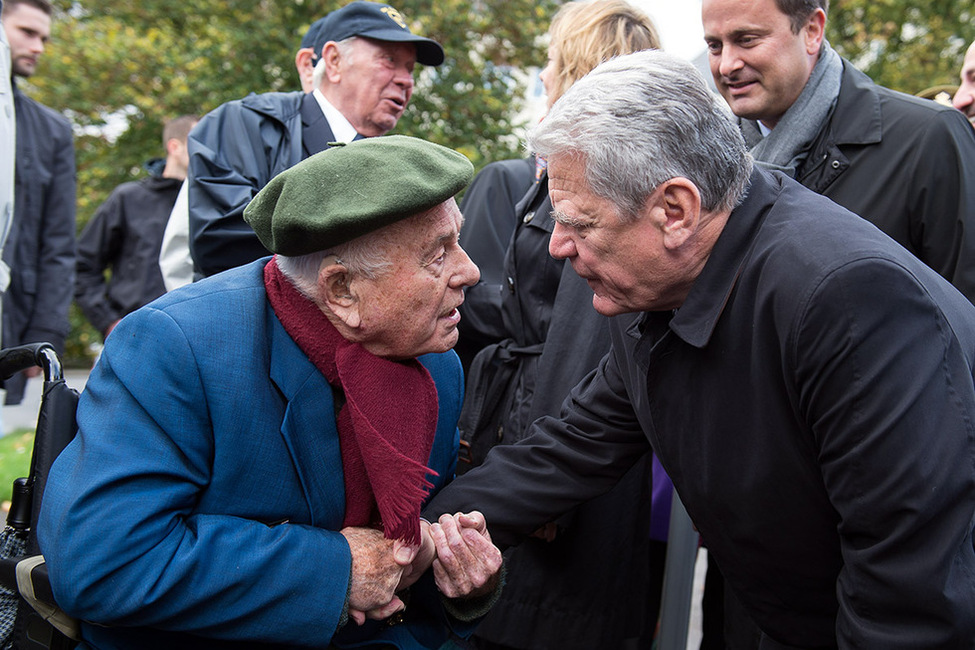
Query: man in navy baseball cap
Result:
<box><xmin>304</xmin><ymin>1</ymin><xmax>444</xmax><ymax>67</ymax></box>
<box><xmin>184</xmin><ymin>0</ymin><xmax>447</xmax><ymax>278</ymax></box>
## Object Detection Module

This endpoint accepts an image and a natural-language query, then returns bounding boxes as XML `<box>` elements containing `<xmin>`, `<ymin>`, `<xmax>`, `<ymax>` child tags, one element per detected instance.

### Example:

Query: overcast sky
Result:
<box><xmin>632</xmin><ymin>0</ymin><xmax>706</xmax><ymax>60</ymax></box>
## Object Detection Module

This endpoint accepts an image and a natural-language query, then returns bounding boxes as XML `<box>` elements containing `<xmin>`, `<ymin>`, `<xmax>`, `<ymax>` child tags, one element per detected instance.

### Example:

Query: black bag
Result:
<box><xmin>456</xmin><ymin>340</ymin><xmax>542</xmax><ymax>475</ymax></box>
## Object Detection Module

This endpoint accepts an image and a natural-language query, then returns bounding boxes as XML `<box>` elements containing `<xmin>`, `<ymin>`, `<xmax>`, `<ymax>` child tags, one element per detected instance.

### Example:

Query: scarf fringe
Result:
<box><xmin>346</xmin><ymin>396</ymin><xmax>438</xmax><ymax>544</ymax></box>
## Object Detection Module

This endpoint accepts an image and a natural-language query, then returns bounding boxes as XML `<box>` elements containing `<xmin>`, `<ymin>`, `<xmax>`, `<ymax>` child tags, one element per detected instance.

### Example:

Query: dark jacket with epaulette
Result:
<box><xmin>795</xmin><ymin>60</ymin><xmax>975</xmax><ymax>303</ymax></box>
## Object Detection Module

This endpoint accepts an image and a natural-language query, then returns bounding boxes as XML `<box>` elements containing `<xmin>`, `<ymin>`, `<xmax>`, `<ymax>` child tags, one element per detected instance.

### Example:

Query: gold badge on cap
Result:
<box><xmin>380</xmin><ymin>6</ymin><xmax>408</xmax><ymax>29</ymax></box>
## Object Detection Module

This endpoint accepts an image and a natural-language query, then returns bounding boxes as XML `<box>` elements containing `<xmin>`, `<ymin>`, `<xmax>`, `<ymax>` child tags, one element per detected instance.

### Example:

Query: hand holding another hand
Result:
<box><xmin>429</xmin><ymin>511</ymin><xmax>503</xmax><ymax>599</ymax></box>
<box><xmin>342</xmin><ymin>513</ymin><xmax>502</xmax><ymax>625</ymax></box>
<box><xmin>341</xmin><ymin>526</ymin><xmax>418</xmax><ymax>625</ymax></box>
<box><xmin>396</xmin><ymin>518</ymin><xmax>436</xmax><ymax>592</ymax></box>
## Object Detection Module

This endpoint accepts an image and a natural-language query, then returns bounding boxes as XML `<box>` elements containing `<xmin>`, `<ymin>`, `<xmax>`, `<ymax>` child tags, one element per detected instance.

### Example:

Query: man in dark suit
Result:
<box><xmin>702</xmin><ymin>0</ymin><xmax>975</xmax><ymax>303</ymax></box>
<box><xmin>1</xmin><ymin>0</ymin><xmax>75</xmax><ymax>404</ymax></box>
<box><xmin>0</xmin><ymin>0</ymin><xmax>14</xmax><ymax>286</ymax></box>
<box><xmin>187</xmin><ymin>0</ymin><xmax>444</xmax><ymax>278</ymax></box>
<box><xmin>425</xmin><ymin>50</ymin><xmax>975</xmax><ymax>648</ymax></box>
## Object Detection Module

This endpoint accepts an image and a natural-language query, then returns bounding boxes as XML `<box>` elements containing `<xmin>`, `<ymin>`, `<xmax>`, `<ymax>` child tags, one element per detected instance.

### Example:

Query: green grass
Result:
<box><xmin>0</xmin><ymin>428</ymin><xmax>35</xmax><ymax>507</ymax></box>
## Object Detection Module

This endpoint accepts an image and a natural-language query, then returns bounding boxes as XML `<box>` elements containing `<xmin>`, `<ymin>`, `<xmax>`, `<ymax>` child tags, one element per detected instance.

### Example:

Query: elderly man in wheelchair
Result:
<box><xmin>35</xmin><ymin>137</ymin><xmax>503</xmax><ymax>649</ymax></box>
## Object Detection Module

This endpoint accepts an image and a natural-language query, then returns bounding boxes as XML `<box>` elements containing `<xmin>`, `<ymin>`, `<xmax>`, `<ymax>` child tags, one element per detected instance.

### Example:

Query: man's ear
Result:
<box><xmin>317</xmin><ymin>261</ymin><xmax>361</xmax><ymax>329</ymax></box>
<box><xmin>321</xmin><ymin>41</ymin><xmax>344</xmax><ymax>84</ymax></box>
<box><xmin>294</xmin><ymin>47</ymin><xmax>316</xmax><ymax>93</ymax></box>
<box><xmin>653</xmin><ymin>178</ymin><xmax>703</xmax><ymax>250</ymax></box>
<box><xmin>804</xmin><ymin>8</ymin><xmax>826</xmax><ymax>55</ymax></box>
<box><xmin>165</xmin><ymin>137</ymin><xmax>181</xmax><ymax>157</ymax></box>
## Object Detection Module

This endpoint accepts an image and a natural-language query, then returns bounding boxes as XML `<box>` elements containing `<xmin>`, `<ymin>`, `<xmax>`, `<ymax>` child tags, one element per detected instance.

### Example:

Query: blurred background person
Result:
<box><xmin>187</xmin><ymin>1</ymin><xmax>445</xmax><ymax>279</ymax></box>
<box><xmin>0</xmin><ymin>0</ymin><xmax>14</xmax><ymax>350</ymax></box>
<box><xmin>1</xmin><ymin>0</ymin><xmax>75</xmax><ymax>405</ymax></box>
<box><xmin>703</xmin><ymin>0</ymin><xmax>975</xmax><ymax>302</ymax></box>
<box><xmin>76</xmin><ymin>115</ymin><xmax>198</xmax><ymax>340</ymax></box>
<box><xmin>452</xmin><ymin>155</ymin><xmax>536</xmax><ymax>372</ymax></box>
<box><xmin>158</xmin><ymin>17</ymin><xmax>332</xmax><ymax>293</ymax></box>
<box><xmin>953</xmin><ymin>39</ymin><xmax>975</xmax><ymax>128</ymax></box>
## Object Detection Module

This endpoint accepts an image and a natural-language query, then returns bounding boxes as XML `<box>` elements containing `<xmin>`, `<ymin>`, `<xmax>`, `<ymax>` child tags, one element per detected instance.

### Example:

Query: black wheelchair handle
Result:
<box><xmin>0</xmin><ymin>343</ymin><xmax>63</xmax><ymax>383</ymax></box>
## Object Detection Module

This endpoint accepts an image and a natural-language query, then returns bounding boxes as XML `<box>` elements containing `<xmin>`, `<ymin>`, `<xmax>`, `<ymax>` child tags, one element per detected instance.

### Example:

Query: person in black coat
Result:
<box><xmin>75</xmin><ymin>115</ymin><xmax>198</xmax><ymax>339</ymax></box>
<box><xmin>428</xmin><ymin>49</ymin><xmax>975</xmax><ymax>649</ymax></box>
<box><xmin>453</xmin><ymin>156</ymin><xmax>535</xmax><ymax>372</ymax></box>
<box><xmin>1</xmin><ymin>0</ymin><xmax>75</xmax><ymax>405</ymax></box>
<box><xmin>703</xmin><ymin>0</ymin><xmax>975</xmax><ymax>303</ymax></box>
<box><xmin>453</xmin><ymin>3</ymin><xmax>662</xmax><ymax>648</ymax></box>
<box><xmin>187</xmin><ymin>1</ymin><xmax>445</xmax><ymax>278</ymax></box>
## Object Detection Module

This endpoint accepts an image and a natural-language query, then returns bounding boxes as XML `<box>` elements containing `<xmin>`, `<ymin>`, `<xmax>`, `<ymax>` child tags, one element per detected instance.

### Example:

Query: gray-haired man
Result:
<box><xmin>425</xmin><ymin>49</ymin><xmax>975</xmax><ymax>648</ymax></box>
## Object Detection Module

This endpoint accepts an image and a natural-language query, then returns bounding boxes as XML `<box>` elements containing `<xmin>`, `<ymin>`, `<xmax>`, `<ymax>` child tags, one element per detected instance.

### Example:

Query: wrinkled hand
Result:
<box><xmin>396</xmin><ymin>519</ymin><xmax>436</xmax><ymax>592</ymax></box>
<box><xmin>429</xmin><ymin>512</ymin><xmax>503</xmax><ymax>599</ymax></box>
<box><xmin>341</xmin><ymin>526</ymin><xmax>418</xmax><ymax>625</ymax></box>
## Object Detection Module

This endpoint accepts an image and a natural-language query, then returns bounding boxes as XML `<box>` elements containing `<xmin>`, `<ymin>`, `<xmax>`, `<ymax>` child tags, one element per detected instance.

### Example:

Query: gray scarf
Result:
<box><xmin>740</xmin><ymin>41</ymin><xmax>843</xmax><ymax>177</ymax></box>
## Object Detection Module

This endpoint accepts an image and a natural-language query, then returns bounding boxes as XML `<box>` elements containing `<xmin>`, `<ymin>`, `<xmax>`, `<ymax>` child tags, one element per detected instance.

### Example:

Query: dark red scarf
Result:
<box><xmin>264</xmin><ymin>258</ymin><xmax>439</xmax><ymax>544</ymax></box>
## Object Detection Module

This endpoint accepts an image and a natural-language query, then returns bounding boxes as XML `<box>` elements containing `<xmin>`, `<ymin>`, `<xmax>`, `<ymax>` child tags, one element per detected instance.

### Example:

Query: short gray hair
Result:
<box><xmin>312</xmin><ymin>37</ymin><xmax>358</xmax><ymax>91</ymax></box>
<box><xmin>276</xmin><ymin>225</ymin><xmax>394</xmax><ymax>300</ymax></box>
<box><xmin>528</xmin><ymin>49</ymin><xmax>753</xmax><ymax>218</ymax></box>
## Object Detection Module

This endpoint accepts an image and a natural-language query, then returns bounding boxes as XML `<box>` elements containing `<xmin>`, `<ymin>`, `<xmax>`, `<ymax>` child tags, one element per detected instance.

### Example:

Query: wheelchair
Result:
<box><xmin>0</xmin><ymin>343</ymin><xmax>80</xmax><ymax>650</ymax></box>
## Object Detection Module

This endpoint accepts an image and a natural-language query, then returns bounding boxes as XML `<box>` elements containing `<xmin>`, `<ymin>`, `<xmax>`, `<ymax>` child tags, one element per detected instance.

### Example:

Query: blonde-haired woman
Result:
<box><xmin>541</xmin><ymin>0</ymin><xmax>660</xmax><ymax>106</ymax></box>
<box><xmin>455</xmin><ymin>2</ymin><xmax>662</xmax><ymax>649</ymax></box>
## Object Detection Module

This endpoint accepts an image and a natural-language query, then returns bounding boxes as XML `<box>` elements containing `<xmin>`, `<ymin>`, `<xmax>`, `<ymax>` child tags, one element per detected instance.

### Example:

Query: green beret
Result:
<box><xmin>243</xmin><ymin>135</ymin><xmax>474</xmax><ymax>256</ymax></box>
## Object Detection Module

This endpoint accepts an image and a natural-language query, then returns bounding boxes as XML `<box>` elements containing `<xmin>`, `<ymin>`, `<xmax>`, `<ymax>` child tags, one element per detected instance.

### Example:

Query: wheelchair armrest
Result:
<box><xmin>0</xmin><ymin>554</ymin><xmax>59</xmax><ymax>609</ymax></box>
<box><xmin>14</xmin><ymin>556</ymin><xmax>80</xmax><ymax>641</ymax></box>
<box><xmin>15</xmin><ymin>556</ymin><xmax>57</xmax><ymax>606</ymax></box>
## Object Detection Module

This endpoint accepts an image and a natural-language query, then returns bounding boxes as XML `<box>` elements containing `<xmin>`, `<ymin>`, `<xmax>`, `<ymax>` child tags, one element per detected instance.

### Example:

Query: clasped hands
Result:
<box><xmin>341</xmin><ymin>511</ymin><xmax>502</xmax><ymax>625</ymax></box>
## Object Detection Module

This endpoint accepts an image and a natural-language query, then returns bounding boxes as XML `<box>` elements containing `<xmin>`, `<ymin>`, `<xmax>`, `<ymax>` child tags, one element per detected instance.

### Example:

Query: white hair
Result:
<box><xmin>528</xmin><ymin>49</ymin><xmax>753</xmax><ymax>219</ymax></box>
<box><xmin>276</xmin><ymin>225</ymin><xmax>395</xmax><ymax>300</ymax></box>
<box><xmin>312</xmin><ymin>37</ymin><xmax>358</xmax><ymax>91</ymax></box>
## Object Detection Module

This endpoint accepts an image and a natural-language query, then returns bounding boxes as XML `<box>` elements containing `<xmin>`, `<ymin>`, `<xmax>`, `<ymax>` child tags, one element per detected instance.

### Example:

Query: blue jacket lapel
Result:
<box><xmin>267</xmin><ymin>305</ymin><xmax>346</xmax><ymax>528</ymax></box>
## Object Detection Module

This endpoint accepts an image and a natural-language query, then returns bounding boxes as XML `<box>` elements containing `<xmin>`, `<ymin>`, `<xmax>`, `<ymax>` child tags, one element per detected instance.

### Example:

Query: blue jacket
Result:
<box><xmin>38</xmin><ymin>259</ymin><xmax>466</xmax><ymax>649</ymax></box>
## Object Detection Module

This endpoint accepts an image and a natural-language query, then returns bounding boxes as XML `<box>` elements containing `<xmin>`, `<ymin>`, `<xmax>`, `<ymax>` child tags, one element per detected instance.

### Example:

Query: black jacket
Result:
<box><xmin>429</xmin><ymin>169</ymin><xmax>975</xmax><ymax>648</ymax></box>
<box><xmin>795</xmin><ymin>60</ymin><xmax>975</xmax><ymax>302</ymax></box>
<box><xmin>452</xmin><ymin>176</ymin><xmax>654</xmax><ymax>649</ymax></box>
<box><xmin>187</xmin><ymin>92</ymin><xmax>335</xmax><ymax>278</ymax></box>
<box><xmin>2</xmin><ymin>84</ymin><xmax>76</xmax><ymax>404</ymax></box>
<box><xmin>454</xmin><ymin>157</ymin><xmax>535</xmax><ymax>370</ymax></box>
<box><xmin>75</xmin><ymin>167</ymin><xmax>181</xmax><ymax>335</ymax></box>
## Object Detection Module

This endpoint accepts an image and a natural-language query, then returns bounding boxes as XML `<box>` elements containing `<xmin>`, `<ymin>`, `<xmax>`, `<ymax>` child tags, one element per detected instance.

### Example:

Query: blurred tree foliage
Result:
<box><xmin>20</xmin><ymin>0</ymin><xmax>558</xmax><ymax>365</ymax></box>
<box><xmin>828</xmin><ymin>0</ymin><xmax>974</xmax><ymax>94</ymax></box>
<box><xmin>19</xmin><ymin>1</ymin><xmax>973</xmax><ymax>365</ymax></box>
